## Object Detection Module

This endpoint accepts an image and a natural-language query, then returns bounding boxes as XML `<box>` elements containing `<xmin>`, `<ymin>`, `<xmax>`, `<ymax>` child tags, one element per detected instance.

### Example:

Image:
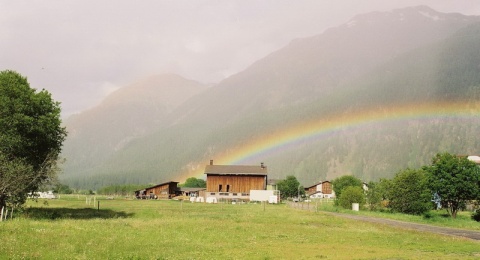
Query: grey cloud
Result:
<box><xmin>0</xmin><ymin>0</ymin><xmax>479</xmax><ymax>117</ymax></box>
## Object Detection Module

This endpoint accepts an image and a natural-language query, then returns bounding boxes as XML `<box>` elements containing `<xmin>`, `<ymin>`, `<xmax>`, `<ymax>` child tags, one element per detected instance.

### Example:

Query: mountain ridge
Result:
<box><xmin>60</xmin><ymin>6</ymin><xmax>480</xmax><ymax>189</ymax></box>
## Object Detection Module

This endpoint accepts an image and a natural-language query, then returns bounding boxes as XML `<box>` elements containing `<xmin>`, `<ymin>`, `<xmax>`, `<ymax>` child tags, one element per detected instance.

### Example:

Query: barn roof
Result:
<box><xmin>204</xmin><ymin>165</ymin><xmax>267</xmax><ymax>176</ymax></box>
<box><xmin>142</xmin><ymin>181</ymin><xmax>179</xmax><ymax>191</ymax></box>
<box><xmin>304</xmin><ymin>181</ymin><xmax>332</xmax><ymax>189</ymax></box>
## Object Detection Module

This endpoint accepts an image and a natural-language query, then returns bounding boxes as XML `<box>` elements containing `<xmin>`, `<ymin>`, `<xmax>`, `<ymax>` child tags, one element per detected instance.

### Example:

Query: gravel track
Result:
<box><xmin>288</xmin><ymin>202</ymin><xmax>480</xmax><ymax>241</ymax></box>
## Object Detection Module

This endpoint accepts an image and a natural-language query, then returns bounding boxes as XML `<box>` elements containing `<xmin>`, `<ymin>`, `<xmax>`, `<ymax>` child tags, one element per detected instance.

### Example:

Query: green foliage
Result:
<box><xmin>387</xmin><ymin>168</ymin><xmax>431</xmax><ymax>215</ymax></box>
<box><xmin>337</xmin><ymin>186</ymin><xmax>365</xmax><ymax>209</ymax></box>
<box><xmin>180</xmin><ymin>177</ymin><xmax>206</xmax><ymax>188</ymax></box>
<box><xmin>97</xmin><ymin>184</ymin><xmax>146</xmax><ymax>196</ymax></box>
<box><xmin>53</xmin><ymin>183</ymin><xmax>73</xmax><ymax>194</ymax></box>
<box><xmin>0</xmin><ymin>70</ymin><xmax>67</xmax><ymax>208</ymax></box>
<box><xmin>277</xmin><ymin>175</ymin><xmax>304</xmax><ymax>199</ymax></box>
<box><xmin>0</xmin><ymin>153</ymin><xmax>35</xmax><ymax>206</ymax></box>
<box><xmin>425</xmin><ymin>153</ymin><xmax>480</xmax><ymax>218</ymax></box>
<box><xmin>472</xmin><ymin>210</ymin><xmax>480</xmax><ymax>222</ymax></box>
<box><xmin>365</xmin><ymin>181</ymin><xmax>382</xmax><ymax>210</ymax></box>
<box><xmin>332</xmin><ymin>175</ymin><xmax>363</xmax><ymax>205</ymax></box>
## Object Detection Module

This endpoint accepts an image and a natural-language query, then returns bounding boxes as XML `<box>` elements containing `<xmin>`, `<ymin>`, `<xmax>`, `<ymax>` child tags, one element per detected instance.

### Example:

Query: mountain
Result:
<box><xmin>60</xmin><ymin>6</ymin><xmax>480</xmax><ymax>189</ymax></box>
<box><xmin>61</xmin><ymin>74</ymin><xmax>207</xmax><ymax>187</ymax></box>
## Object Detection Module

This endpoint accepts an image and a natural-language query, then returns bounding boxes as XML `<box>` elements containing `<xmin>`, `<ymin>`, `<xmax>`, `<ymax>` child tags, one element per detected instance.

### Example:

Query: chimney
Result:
<box><xmin>261</xmin><ymin>162</ymin><xmax>265</xmax><ymax>169</ymax></box>
<box><xmin>210</xmin><ymin>160</ymin><xmax>213</xmax><ymax>165</ymax></box>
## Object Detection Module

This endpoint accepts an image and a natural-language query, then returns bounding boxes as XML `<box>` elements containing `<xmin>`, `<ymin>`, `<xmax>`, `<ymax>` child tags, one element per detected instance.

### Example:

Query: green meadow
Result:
<box><xmin>1</xmin><ymin>197</ymin><xmax>479</xmax><ymax>259</ymax></box>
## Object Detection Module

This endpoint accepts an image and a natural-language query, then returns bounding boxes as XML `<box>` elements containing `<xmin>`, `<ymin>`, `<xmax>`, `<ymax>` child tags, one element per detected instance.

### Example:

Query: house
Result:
<box><xmin>305</xmin><ymin>181</ymin><xmax>335</xmax><ymax>198</ymax></box>
<box><xmin>135</xmin><ymin>181</ymin><xmax>179</xmax><ymax>199</ymax></box>
<box><xmin>178</xmin><ymin>187</ymin><xmax>206</xmax><ymax>200</ymax></box>
<box><xmin>30</xmin><ymin>191</ymin><xmax>56</xmax><ymax>199</ymax></box>
<box><xmin>266</xmin><ymin>179</ymin><xmax>280</xmax><ymax>190</ymax></box>
<box><xmin>204</xmin><ymin>160</ymin><xmax>267</xmax><ymax>201</ymax></box>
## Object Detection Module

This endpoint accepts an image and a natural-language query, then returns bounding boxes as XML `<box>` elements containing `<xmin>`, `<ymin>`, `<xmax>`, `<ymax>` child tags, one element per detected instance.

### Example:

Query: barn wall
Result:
<box><xmin>306</xmin><ymin>186</ymin><xmax>318</xmax><ymax>195</ymax></box>
<box><xmin>145</xmin><ymin>183</ymin><xmax>177</xmax><ymax>199</ymax></box>
<box><xmin>207</xmin><ymin>175</ymin><xmax>266</xmax><ymax>193</ymax></box>
<box><xmin>322</xmin><ymin>182</ymin><xmax>333</xmax><ymax>194</ymax></box>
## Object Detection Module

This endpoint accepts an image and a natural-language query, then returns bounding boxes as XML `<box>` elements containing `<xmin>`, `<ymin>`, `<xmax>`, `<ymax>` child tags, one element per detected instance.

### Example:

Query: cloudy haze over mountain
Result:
<box><xmin>1</xmin><ymin>0</ymin><xmax>479</xmax><ymax>116</ymax></box>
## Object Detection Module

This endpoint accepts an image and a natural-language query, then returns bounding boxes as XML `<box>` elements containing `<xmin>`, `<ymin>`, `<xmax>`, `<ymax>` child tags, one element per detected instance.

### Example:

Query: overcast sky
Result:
<box><xmin>1</xmin><ymin>1</ymin><xmax>479</xmax><ymax>117</ymax></box>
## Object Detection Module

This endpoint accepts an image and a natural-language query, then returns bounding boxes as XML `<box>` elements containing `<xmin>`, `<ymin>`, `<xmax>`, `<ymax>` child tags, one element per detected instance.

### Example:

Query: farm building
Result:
<box><xmin>179</xmin><ymin>187</ymin><xmax>206</xmax><ymax>202</ymax></box>
<box><xmin>305</xmin><ymin>181</ymin><xmax>335</xmax><ymax>198</ymax></box>
<box><xmin>266</xmin><ymin>179</ymin><xmax>280</xmax><ymax>190</ymax></box>
<box><xmin>135</xmin><ymin>181</ymin><xmax>179</xmax><ymax>199</ymax></box>
<box><xmin>204</xmin><ymin>160</ymin><xmax>268</xmax><ymax>201</ymax></box>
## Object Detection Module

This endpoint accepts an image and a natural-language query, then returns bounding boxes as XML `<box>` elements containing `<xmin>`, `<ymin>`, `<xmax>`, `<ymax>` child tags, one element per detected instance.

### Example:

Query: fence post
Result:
<box><xmin>0</xmin><ymin>206</ymin><xmax>3</xmax><ymax>221</ymax></box>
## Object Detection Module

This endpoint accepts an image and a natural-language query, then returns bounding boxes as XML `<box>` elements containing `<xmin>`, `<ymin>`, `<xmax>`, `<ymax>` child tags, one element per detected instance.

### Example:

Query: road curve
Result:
<box><xmin>288</xmin><ymin>202</ymin><xmax>480</xmax><ymax>241</ymax></box>
<box><xmin>327</xmin><ymin>212</ymin><xmax>480</xmax><ymax>241</ymax></box>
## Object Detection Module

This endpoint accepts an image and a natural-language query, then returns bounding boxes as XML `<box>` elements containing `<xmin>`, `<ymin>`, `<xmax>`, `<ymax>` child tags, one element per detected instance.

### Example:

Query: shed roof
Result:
<box><xmin>204</xmin><ymin>165</ymin><xmax>267</xmax><ymax>176</ymax></box>
<box><xmin>138</xmin><ymin>181</ymin><xmax>179</xmax><ymax>191</ymax></box>
<box><xmin>305</xmin><ymin>181</ymin><xmax>332</xmax><ymax>189</ymax></box>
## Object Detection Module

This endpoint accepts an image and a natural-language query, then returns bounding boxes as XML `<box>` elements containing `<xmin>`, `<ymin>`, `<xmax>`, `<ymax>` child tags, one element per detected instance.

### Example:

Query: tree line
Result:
<box><xmin>276</xmin><ymin>152</ymin><xmax>480</xmax><ymax>221</ymax></box>
<box><xmin>333</xmin><ymin>153</ymin><xmax>480</xmax><ymax>220</ymax></box>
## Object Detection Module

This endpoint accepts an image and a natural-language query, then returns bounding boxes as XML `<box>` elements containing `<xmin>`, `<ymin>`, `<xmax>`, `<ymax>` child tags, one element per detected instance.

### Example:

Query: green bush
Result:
<box><xmin>472</xmin><ymin>210</ymin><xmax>480</xmax><ymax>222</ymax></box>
<box><xmin>388</xmin><ymin>168</ymin><xmax>431</xmax><ymax>215</ymax></box>
<box><xmin>338</xmin><ymin>186</ymin><xmax>366</xmax><ymax>209</ymax></box>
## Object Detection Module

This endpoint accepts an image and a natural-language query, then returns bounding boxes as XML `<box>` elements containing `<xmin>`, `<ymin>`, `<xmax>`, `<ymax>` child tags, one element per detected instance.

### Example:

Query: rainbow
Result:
<box><xmin>180</xmin><ymin>101</ymin><xmax>479</xmax><ymax>180</ymax></box>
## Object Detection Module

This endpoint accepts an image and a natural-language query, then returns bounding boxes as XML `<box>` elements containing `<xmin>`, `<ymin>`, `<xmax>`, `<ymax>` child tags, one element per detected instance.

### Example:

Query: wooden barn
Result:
<box><xmin>204</xmin><ymin>160</ymin><xmax>267</xmax><ymax>201</ymax></box>
<box><xmin>135</xmin><ymin>181</ymin><xmax>179</xmax><ymax>199</ymax></box>
<box><xmin>305</xmin><ymin>181</ymin><xmax>335</xmax><ymax>198</ymax></box>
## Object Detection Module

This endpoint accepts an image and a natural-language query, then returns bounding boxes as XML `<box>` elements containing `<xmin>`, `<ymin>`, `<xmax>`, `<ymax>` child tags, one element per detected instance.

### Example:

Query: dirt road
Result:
<box><xmin>288</xmin><ymin>202</ymin><xmax>480</xmax><ymax>241</ymax></box>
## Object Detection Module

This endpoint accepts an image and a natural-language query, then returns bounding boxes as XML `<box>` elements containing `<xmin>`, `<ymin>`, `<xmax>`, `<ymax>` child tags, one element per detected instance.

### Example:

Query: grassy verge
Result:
<box><xmin>305</xmin><ymin>198</ymin><xmax>480</xmax><ymax>231</ymax></box>
<box><xmin>0</xmin><ymin>197</ymin><xmax>479</xmax><ymax>259</ymax></box>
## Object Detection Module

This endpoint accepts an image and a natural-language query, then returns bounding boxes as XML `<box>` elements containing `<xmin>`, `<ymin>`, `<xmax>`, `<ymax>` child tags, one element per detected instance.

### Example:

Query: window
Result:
<box><xmin>226</xmin><ymin>185</ymin><xmax>230</xmax><ymax>192</ymax></box>
<box><xmin>219</xmin><ymin>184</ymin><xmax>222</xmax><ymax>192</ymax></box>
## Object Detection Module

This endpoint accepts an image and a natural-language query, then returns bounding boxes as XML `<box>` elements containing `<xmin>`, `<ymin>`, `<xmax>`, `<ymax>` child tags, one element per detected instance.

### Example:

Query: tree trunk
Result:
<box><xmin>451</xmin><ymin>208</ymin><xmax>458</xmax><ymax>219</ymax></box>
<box><xmin>0</xmin><ymin>195</ymin><xmax>6</xmax><ymax>211</ymax></box>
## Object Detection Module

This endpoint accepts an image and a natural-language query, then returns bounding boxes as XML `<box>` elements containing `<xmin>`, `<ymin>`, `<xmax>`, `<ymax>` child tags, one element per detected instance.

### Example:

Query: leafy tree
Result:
<box><xmin>53</xmin><ymin>183</ymin><xmax>73</xmax><ymax>194</ymax></box>
<box><xmin>425</xmin><ymin>153</ymin><xmax>480</xmax><ymax>218</ymax></box>
<box><xmin>0</xmin><ymin>70</ymin><xmax>67</xmax><ymax>209</ymax></box>
<box><xmin>97</xmin><ymin>184</ymin><xmax>146</xmax><ymax>196</ymax></box>
<box><xmin>181</xmin><ymin>177</ymin><xmax>206</xmax><ymax>188</ymax></box>
<box><xmin>376</xmin><ymin>178</ymin><xmax>394</xmax><ymax>208</ymax></box>
<box><xmin>365</xmin><ymin>181</ymin><xmax>382</xmax><ymax>210</ymax></box>
<box><xmin>332</xmin><ymin>175</ymin><xmax>363</xmax><ymax>205</ymax></box>
<box><xmin>338</xmin><ymin>186</ymin><xmax>366</xmax><ymax>209</ymax></box>
<box><xmin>388</xmin><ymin>168</ymin><xmax>431</xmax><ymax>215</ymax></box>
<box><xmin>277</xmin><ymin>175</ymin><xmax>304</xmax><ymax>199</ymax></box>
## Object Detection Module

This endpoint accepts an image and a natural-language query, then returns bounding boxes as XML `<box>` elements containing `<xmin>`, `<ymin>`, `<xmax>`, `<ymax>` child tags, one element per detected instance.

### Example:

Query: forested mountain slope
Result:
<box><xmin>60</xmin><ymin>6</ymin><xmax>480</xmax><ymax>189</ymax></box>
<box><xmin>61</xmin><ymin>74</ymin><xmax>207</xmax><ymax>187</ymax></box>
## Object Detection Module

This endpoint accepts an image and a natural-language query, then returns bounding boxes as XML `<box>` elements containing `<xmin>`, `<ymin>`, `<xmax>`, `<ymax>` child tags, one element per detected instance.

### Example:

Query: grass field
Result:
<box><xmin>1</xmin><ymin>196</ymin><xmax>479</xmax><ymax>259</ymax></box>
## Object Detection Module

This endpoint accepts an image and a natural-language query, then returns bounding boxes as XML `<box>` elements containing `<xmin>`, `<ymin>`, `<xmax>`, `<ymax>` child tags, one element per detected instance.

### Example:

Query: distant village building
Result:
<box><xmin>30</xmin><ymin>191</ymin><xmax>56</xmax><ymax>199</ymax></box>
<box><xmin>135</xmin><ymin>181</ymin><xmax>179</xmax><ymax>199</ymax></box>
<box><xmin>178</xmin><ymin>187</ymin><xmax>206</xmax><ymax>200</ymax></box>
<box><xmin>204</xmin><ymin>160</ymin><xmax>268</xmax><ymax>201</ymax></box>
<box><xmin>305</xmin><ymin>181</ymin><xmax>335</xmax><ymax>198</ymax></box>
<box><xmin>266</xmin><ymin>179</ymin><xmax>280</xmax><ymax>190</ymax></box>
